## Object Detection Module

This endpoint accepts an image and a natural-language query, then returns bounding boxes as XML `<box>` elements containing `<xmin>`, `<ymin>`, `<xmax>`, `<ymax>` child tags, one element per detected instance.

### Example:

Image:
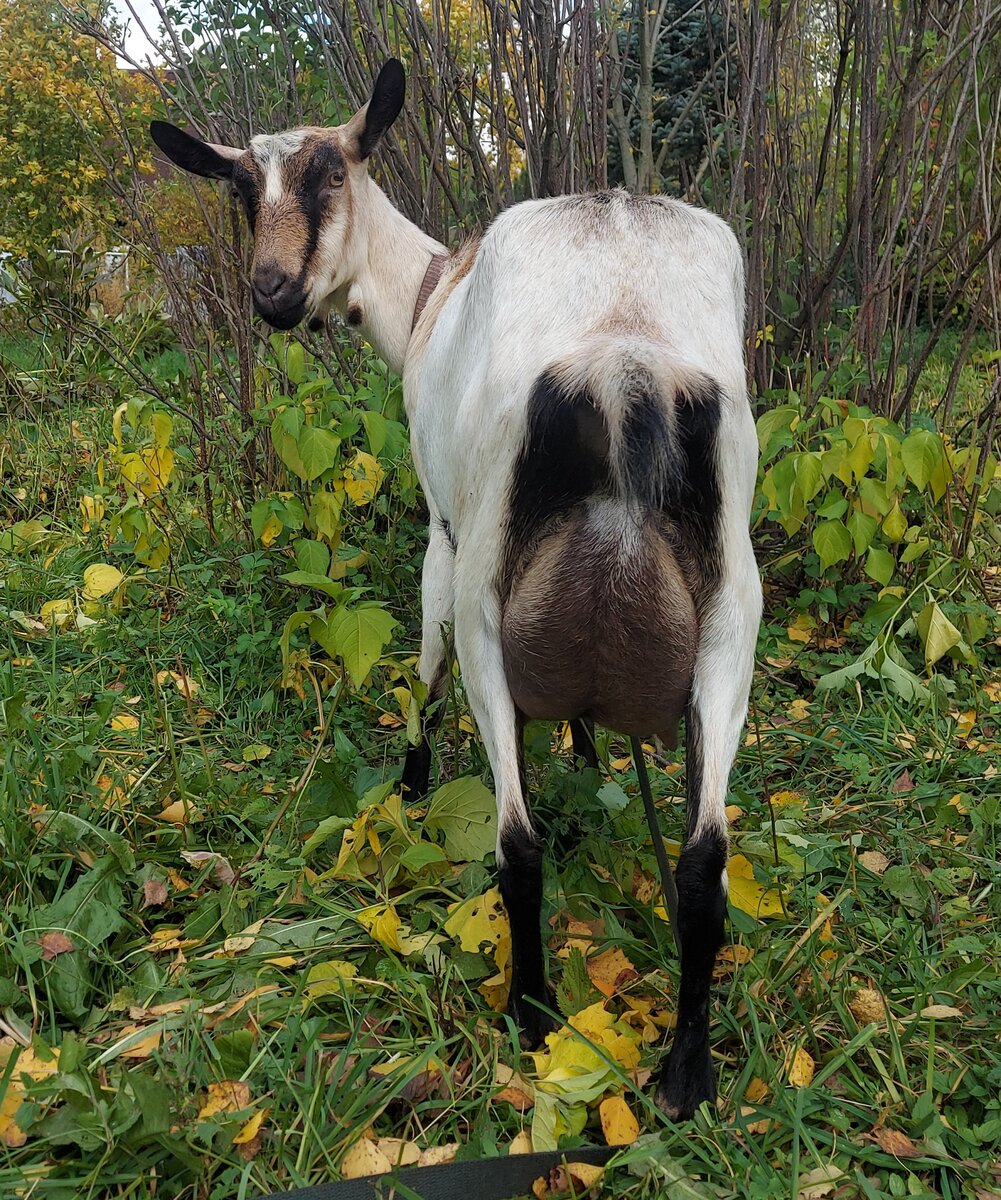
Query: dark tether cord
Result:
<box><xmin>630</xmin><ymin>736</ymin><xmax>683</xmax><ymax>957</ymax></box>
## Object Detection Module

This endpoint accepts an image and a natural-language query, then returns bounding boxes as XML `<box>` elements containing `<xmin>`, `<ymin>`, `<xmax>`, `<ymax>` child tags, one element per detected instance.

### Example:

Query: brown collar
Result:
<box><xmin>412</xmin><ymin>252</ymin><xmax>448</xmax><ymax>332</ymax></box>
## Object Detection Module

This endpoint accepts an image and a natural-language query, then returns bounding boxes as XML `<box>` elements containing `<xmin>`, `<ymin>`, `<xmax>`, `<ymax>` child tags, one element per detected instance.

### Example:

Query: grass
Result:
<box><xmin>0</xmin><ymin>331</ymin><xmax>999</xmax><ymax>1200</ymax></box>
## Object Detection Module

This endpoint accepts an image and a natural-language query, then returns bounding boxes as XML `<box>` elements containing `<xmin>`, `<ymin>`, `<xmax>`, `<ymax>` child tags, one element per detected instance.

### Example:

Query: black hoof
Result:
<box><xmin>508</xmin><ymin>991</ymin><xmax>558</xmax><ymax>1051</ymax></box>
<box><xmin>654</xmin><ymin>1033</ymin><xmax>717</xmax><ymax>1120</ymax></box>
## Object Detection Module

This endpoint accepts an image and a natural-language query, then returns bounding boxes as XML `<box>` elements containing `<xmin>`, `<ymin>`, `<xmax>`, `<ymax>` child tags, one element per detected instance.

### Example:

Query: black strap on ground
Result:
<box><xmin>261</xmin><ymin>1145</ymin><xmax>618</xmax><ymax>1200</ymax></box>
<box><xmin>630</xmin><ymin>735</ymin><xmax>682</xmax><ymax>956</ymax></box>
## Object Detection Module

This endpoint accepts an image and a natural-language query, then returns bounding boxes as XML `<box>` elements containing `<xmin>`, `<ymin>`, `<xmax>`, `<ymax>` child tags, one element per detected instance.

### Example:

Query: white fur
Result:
<box><xmin>251</xmin><ymin>131</ymin><xmax>308</xmax><ymax>203</ymax></box>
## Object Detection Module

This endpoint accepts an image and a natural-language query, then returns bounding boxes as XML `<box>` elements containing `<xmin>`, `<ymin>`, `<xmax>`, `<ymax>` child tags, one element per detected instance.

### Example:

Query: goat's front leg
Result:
<box><xmin>656</xmin><ymin>551</ymin><xmax>761</xmax><ymax>1120</ymax></box>
<box><xmin>453</xmin><ymin>573</ymin><xmax>553</xmax><ymax>1050</ymax></box>
<box><xmin>400</xmin><ymin>513</ymin><xmax>454</xmax><ymax>802</ymax></box>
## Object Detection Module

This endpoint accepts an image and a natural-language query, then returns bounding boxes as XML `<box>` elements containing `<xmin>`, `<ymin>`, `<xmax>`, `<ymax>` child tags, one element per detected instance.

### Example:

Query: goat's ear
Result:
<box><xmin>346</xmin><ymin>59</ymin><xmax>405</xmax><ymax>160</ymax></box>
<box><xmin>150</xmin><ymin>121</ymin><xmax>242</xmax><ymax>180</ymax></box>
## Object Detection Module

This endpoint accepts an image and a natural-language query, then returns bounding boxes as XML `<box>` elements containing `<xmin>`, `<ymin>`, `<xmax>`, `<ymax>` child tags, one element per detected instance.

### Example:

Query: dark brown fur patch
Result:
<box><xmin>501</xmin><ymin>509</ymin><xmax>697</xmax><ymax>741</ymax></box>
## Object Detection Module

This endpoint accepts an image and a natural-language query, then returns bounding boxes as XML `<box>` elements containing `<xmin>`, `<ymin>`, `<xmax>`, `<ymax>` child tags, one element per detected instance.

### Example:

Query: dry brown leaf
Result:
<box><xmin>418</xmin><ymin>1143</ymin><xmax>459</xmax><ymax>1167</ymax></box>
<box><xmin>180</xmin><ymin>850</ymin><xmax>236</xmax><ymax>886</ymax></box>
<box><xmin>873</xmin><ymin>1128</ymin><xmax>920</xmax><ymax>1158</ymax></box>
<box><xmin>849</xmin><ymin>987</ymin><xmax>888</xmax><ymax>1025</ymax></box>
<box><xmin>599</xmin><ymin>1095</ymin><xmax>640</xmax><ymax>1146</ymax></box>
<box><xmin>858</xmin><ymin>850</ymin><xmax>890</xmax><ymax>875</ymax></box>
<box><xmin>587</xmin><ymin>947</ymin><xmax>638</xmax><ymax>997</ymax></box>
<box><xmin>797</xmin><ymin>1164</ymin><xmax>844</xmax><ymax>1199</ymax></box>
<box><xmin>495</xmin><ymin>1084</ymin><xmax>534</xmax><ymax>1111</ymax></box>
<box><xmin>142</xmin><ymin>880</ymin><xmax>168</xmax><ymax>909</ymax></box>
<box><xmin>920</xmin><ymin>1004</ymin><xmax>963</xmax><ymax>1019</ymax></box>
<box><xmin>891</xmin><ymin>769</ymin><xmax>914</xmax><ymax>794</ymax></box>
<box><xmin>117</xmin><ymin>1025</ymin><xmax>163</xmax><ymax>1060</ymax></box>
<box><xmin>40</xmin><ymin>932</ymin><xmax>75</xmax><ymax>959</ymax></box>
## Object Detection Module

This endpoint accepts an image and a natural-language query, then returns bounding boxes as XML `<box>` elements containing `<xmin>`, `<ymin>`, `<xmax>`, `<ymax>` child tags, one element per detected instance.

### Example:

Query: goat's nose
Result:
<box><xmin>254</xmin><ymin>265</ymin><xmax>290</xmax><ymax>299</ymax></box>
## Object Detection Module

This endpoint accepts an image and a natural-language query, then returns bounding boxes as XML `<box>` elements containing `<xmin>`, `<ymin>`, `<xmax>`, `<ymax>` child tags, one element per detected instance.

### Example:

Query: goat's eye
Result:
<box><xmin>328</xmin><ymin>172</ymin><xmax>345</xmax><ymax>189</ymax></box>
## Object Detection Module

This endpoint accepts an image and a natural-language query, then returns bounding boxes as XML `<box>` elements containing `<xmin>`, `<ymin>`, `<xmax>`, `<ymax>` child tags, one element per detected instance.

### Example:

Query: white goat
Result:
<box><xmin>151</xmin><ymin>59</ymin><xmax>762</xmax><ymax>1119</ymax></box>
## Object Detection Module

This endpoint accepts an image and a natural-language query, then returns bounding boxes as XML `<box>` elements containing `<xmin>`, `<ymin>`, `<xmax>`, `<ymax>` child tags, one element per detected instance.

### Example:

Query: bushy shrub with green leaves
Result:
<box><xmin>756</xmin><ymin>395</ymin><xmax>999</xmax><ymax>699</ymax></box>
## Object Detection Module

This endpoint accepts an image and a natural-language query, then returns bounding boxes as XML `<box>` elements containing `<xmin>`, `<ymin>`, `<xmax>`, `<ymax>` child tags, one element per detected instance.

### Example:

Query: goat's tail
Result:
<box><xmin>547</xmin><ymin>336</ymin><xmax>720</xmax><ymax>511</ymax></box>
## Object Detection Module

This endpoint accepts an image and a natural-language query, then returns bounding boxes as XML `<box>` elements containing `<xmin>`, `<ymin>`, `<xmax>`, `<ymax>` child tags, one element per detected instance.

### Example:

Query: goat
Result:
<box><xmin>150</xmin><ymin>58</ymin><xmax>762</xmax><ymax>1120</ymax></box>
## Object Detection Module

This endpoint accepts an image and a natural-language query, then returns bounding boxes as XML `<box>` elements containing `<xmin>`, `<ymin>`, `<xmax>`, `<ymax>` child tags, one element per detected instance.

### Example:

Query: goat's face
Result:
<box><xmin>150</xmin><ymin>60</ymin><xmax>405</xmax><ymax>331</ymax></box>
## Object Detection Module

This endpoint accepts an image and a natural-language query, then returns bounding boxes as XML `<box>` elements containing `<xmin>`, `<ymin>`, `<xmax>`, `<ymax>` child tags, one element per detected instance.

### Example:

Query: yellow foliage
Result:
<box><xmin>0</xmin><ymin>0</ymin><xmax>157</xmax><ymax>254</ymax></box>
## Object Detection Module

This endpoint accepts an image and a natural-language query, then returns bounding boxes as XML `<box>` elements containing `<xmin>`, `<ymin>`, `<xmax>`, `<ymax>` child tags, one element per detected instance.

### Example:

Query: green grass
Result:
<box><xmin>1</xmin><ymin>352</ymin><xmax>999</xmax><ymax>1200</ymax></box>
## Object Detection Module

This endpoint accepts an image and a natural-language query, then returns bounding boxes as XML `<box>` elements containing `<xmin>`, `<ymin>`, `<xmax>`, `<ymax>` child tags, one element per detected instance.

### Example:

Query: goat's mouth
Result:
<box><xmin>254</xmin><ymin>297</ymin><xmax>307</xmax><ymax>330</ymax></box>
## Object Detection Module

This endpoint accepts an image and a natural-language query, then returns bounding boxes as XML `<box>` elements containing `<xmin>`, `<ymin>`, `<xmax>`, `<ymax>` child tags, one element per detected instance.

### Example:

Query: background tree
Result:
<box><xmin>0</xmin><ymin>0</ymin><xmax>156</xmax><ymax>256</ymax></box>
<box><xmin>606</xmin><ymin>0</ymin><xmax>734</xmax><ymax>195</ymax></box>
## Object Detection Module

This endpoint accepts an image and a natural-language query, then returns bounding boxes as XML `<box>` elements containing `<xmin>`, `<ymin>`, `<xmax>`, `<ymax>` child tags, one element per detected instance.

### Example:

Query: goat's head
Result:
<box><xmin>150</xmin><ymin>60</ymin><xmax>405</xmax><ymax>330</ymax></box>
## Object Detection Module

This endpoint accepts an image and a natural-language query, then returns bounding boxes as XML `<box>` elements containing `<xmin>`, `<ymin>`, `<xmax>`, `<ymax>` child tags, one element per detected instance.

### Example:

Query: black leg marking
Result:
<box><xmin>499</xmin><ymin>824</ymin><xmax>554</xmax><ymax>1050</ymax></box>
<box><xmin>655</xmin><ymin>708</ymin><xmax>727</xmax><ymax>1119</ymax></box>
<box><xmin>400</xmin><ymin>737</ymin><xmax>434</xmax><ymax>802</ymax></box>
<box><xmin>569</xmin><ymin>717</ymin><xmax>599</xmax><ymax>770</ymax></box>
<box><xmin>399</xmin><ymin>672</ymin><xmax>448</xmax><ymax>803</ymax></box>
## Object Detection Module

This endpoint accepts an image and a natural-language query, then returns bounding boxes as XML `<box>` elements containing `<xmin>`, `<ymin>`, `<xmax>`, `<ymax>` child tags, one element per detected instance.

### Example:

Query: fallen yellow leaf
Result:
<box><xmin>198</xmin><ymin>1080</ymin><xmax>251</xmax><ymax>1119</ymax></box>
<box><xmin>356</xmin><ymin>903</ymin><xmax>403</xmax><ymax>953</ymax></box>
<box><xmin>418</xmin><ymin>1143</ymin><xmax>459</xmax><ymax>1167</ymax></box>
<box><xmin>341</xmin><ymin>1135</ymin><xmax>392</xmax><ymax>1178</ymax></box>
<box><xmin>110</xmin><ymin>713</ymin><xmax>140</xmax><ymax>732</ymax></box>
<box><xmin>82</xmin><ymin>563</ymin><xmax>124</xmax><ymax>600</ymax></box>
<box><xmin>157</xmin><ymin>799</ymin><xmax>200</xmax><ymax>824</ymax></box>
<box><xmin>508</xmin><ymin>1130</ymin><xmax>533</xmax><ymax>1155</ymax></box>
<box><xmin>156</xmin><ymin>669</ymin><xmax>200</xmax><ymax>698</ymax></box>
<box><xmin>599</xmin><ymin>1095</ymin><xmax>639</xmax><ymax>1146</ymax></box>
<box><xmin>117</xmin><ymin>1026</ymin><xmax>163</xmax><ymax>1060</ymax></box>
<box><xmin>233</xmin><ymin>1108</ymin><xmax>267</xmax><ymax>1144</ymax></box>
<box><xmin>587</xmin><ymin>947</ymin><xmax>636</xmax><ymax>998</ymax></box>
<box><xmin>727</xmin><ymin>854</ymin><xmax>785</xmax><ymax>919</ymax></box>
<box><xmin>953</xmin><ymin>710</ymin><xmax>975</xmax><ymax>739</ymax></box>
<box><xmin>769</xmin><ymin>790</ymin><xmax>803</xmax><ymax>807</ymax></box>
<box><xmin>919</xmin><ymin>1004</ymin><xmax>962</xmax><ymax>1019</ymax></box>
<box><xmin>785</xmin><ymin>1046</ymin><xmax>815</xmax><ymax>1088</ymax></box>
<box><xmin>375</xmin><ymin>1137</ymin><xmax>421</xmax><ymax>1167</ymax></box>
<box><xmin>303</xmin><ymin>960</ymin><xmax>358</xmax><ymax>1004</ymax></box>
<box><xmin>40</xmin><ymin>597</ymin><xmax>74</xmax><ymax>629</ymax></box>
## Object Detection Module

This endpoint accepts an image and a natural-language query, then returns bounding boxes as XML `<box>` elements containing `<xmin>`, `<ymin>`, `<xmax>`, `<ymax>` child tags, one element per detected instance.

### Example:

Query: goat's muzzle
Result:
<box><xmin>252</xmin><ymin>265</ymin><xmax>307</xmax><ymax>330</ymax></box>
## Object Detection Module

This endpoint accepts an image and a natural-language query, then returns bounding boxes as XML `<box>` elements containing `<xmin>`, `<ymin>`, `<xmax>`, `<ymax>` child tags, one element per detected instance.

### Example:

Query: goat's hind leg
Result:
<box><xmin>453</xmin><ymin>568</ymin><xmax>554</xmax><ymax>1050</ymax></box>
<box><xmin>400</xmin><ymin>514</ymin><xmax>454</xmax><ymax>802</ymax></box>
<box><xmin>655</xmin><ymin>547</ymin><xmax>761</xmax><ymax>1119</ymax></box>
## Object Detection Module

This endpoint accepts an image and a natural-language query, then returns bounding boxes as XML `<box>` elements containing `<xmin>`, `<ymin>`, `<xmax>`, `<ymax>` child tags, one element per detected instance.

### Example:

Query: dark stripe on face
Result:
<box><xmin>231</xmin><ymin>160</ymin><xmax>260</xmax><ymax>226</ymax></box>
<box><xmin>290</xmin><ymin>143</ymin><xmax>346</xmax><ymax>289</ymax></box>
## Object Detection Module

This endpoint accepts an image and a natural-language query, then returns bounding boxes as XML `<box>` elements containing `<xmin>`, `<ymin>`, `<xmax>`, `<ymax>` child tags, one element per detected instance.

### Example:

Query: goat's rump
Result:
<box><xmin>499</xmin><ymin>344</ymin><xmax>721</xmax><ymax>743</ymax></box>
<box><xmin>502</xmin><ymin>503</ymin><xmax>696</xmax><ymax>742</ymax></box>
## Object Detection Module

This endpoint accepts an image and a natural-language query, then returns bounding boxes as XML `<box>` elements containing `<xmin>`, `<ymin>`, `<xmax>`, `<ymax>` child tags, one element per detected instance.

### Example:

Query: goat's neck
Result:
<box><xmin>346</xmin><ymin>179</ymin><xmax>444</xmax><ymax>375</ymax></box>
